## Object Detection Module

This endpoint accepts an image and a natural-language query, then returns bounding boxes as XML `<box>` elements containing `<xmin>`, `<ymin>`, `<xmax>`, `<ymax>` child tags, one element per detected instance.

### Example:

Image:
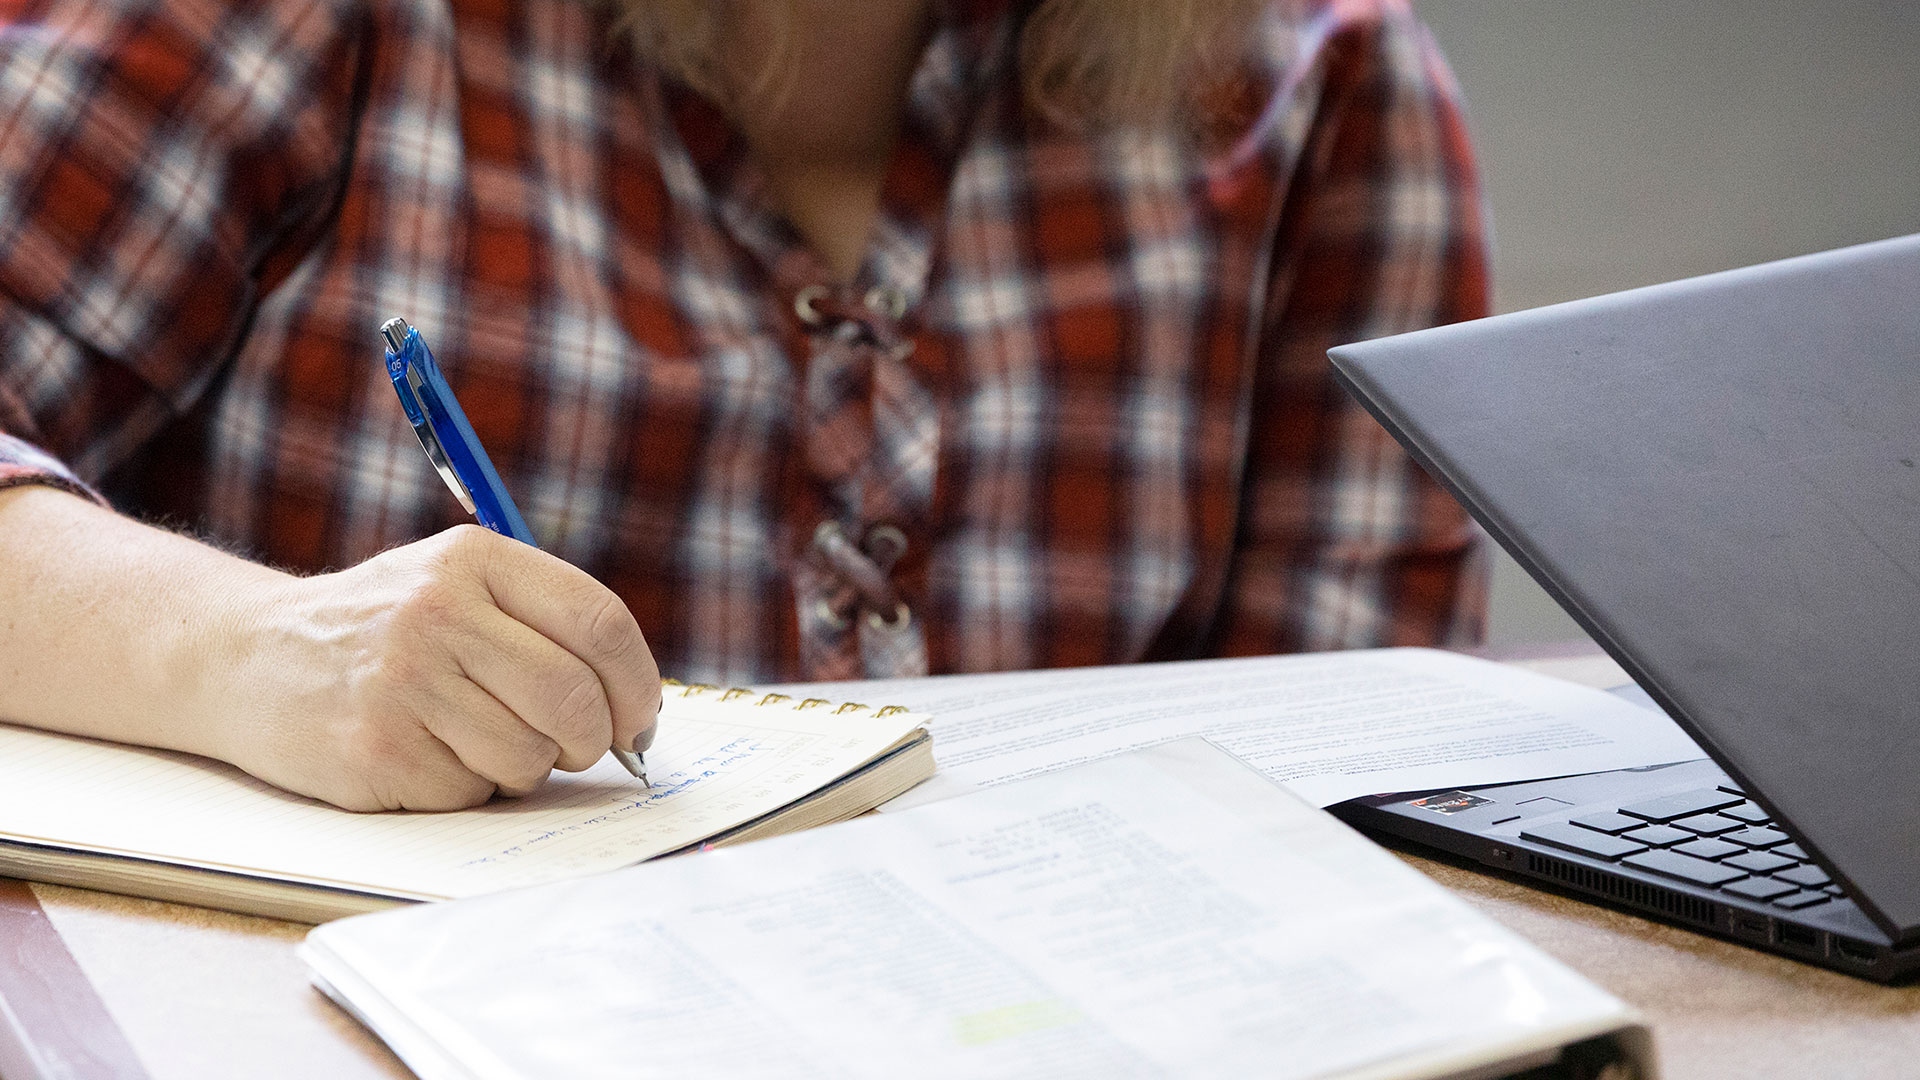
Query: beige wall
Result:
<box><xmin>1413</xmin><ymin>0</ymin><xmax>1920</xmax><ymax>643</ymax></box>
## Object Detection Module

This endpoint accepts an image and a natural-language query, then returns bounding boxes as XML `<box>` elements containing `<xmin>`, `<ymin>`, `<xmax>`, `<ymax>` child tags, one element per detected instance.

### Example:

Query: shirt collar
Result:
<box><xmin>651</xmin><ymin>1</ymin><xmax>1022</xmax><ymax>298</ymax></box>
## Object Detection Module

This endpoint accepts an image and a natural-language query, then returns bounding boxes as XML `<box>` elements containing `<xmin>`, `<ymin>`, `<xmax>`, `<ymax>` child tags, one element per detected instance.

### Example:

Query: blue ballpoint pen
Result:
<box><xmin>380</xmin><ymin>317</ymin><xmax>650</xmax><ymax>787</ymax></box>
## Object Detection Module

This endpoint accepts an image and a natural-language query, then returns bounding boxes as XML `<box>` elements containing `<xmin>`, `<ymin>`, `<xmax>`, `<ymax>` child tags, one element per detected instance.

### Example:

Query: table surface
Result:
<box><xmin>9</xmin><ymin>649</ymin><xmax>1920</xmax><ymax>1080</ymax></box>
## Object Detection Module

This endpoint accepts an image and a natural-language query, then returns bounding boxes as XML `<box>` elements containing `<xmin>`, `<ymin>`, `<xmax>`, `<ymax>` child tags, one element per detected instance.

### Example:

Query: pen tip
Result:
<box><xmin>610</xmin><ymin>746</ymin><xmax>648</xmax><ymax>783</ymax></box>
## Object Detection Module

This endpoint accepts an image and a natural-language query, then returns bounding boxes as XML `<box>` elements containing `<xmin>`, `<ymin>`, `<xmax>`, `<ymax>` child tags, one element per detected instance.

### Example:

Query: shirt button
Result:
<box><xmin>813</xmin><ymin>597</ymin><xmax>853</xmax><ymax>631</ymax></box>
<box><xmin>794</xmin><ymin>284</ymin><xmax>829</xmax><ymax>326</ymax></box>
<box><xmin>866</xmin><ymin>603</ymin><xmax>911</xmax><ymax>632</ymax></box>
<box><xmin>862</xmin><ymin>523</ymin><xmax>907</xmax><ymax>564</ymax></box>
<box><xmin>863</xmin><ymin>286</ymin><xmax>906</xmax><ymax>321</ymax></box>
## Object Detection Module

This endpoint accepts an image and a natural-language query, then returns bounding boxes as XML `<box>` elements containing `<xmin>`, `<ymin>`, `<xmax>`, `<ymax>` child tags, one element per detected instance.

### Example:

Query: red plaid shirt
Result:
<box><xmin>0</xmin><ymin>0</ymin><xmax>1489</xmax><ymax>683</ymax></box>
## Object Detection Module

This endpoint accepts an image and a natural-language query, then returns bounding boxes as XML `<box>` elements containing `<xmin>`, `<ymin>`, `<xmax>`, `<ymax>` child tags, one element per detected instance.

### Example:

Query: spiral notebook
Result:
<box><xmin>0</xmin><ymin>682</ymin><xmax>932</xmax><ymax>923</ymax></box>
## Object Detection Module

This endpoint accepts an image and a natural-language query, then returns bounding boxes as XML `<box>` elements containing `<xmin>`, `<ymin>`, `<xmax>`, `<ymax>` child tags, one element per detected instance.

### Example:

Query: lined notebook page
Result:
<box><xmin>0</xmin><ymin>693</ymin><xmax>924</xmax><ymax>900</ymax></box>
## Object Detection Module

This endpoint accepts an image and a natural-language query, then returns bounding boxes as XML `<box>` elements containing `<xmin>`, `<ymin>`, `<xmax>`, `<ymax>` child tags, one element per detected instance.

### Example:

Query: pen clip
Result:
<box><xmin>406</xmin><ymin>365</ymin><xmax>479</xmax><ymax>515</ymax></box>
<box><xmin>383</xmin><ymin>319</ymin><xmax>478</xmax><ymax>515</ymax></box>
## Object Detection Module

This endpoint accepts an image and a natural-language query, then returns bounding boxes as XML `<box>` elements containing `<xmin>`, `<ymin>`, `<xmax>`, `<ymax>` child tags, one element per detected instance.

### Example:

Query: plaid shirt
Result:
<box><xmin>0</xmin><ymin>0</ymin><xmax>1489</xmax><ymax>683</ymax></box>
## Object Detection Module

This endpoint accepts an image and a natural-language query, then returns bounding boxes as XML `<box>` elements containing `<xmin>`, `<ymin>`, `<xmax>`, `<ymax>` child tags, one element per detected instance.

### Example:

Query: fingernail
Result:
<box><xmin>632</xmin><ymin>695</ymin><xmax>661</xmax><ymax>752</ymax></box>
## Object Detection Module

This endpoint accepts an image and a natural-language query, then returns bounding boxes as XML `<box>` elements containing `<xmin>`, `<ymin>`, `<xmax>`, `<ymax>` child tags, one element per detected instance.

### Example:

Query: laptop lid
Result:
<box><xmin>1327</xmin><ymin>235</ymin><xmax>1920</xmax><ymax>940</ymax></box>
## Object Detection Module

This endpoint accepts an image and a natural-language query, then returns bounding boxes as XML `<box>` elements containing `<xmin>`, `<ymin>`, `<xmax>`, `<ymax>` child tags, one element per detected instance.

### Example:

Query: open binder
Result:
<box><xmin>304</xmin><ymin>740</ymin><xmax>1658</xmax><ymax>1079</ymax></box>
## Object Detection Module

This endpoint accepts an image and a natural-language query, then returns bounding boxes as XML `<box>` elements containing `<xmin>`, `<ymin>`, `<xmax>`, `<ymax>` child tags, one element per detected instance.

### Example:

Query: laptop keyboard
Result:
<box><xmin>1518</xmin><ymin>783</ymin><xmax>1843</xmax><ymax>911</ymax></box>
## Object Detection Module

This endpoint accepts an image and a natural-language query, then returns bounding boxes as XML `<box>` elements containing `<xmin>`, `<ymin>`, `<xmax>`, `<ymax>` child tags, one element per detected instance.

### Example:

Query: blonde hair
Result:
<box><xmin>616</xmin><ymin>0</ymin><xmax>1266</xmax><ymax>128</ymax></box>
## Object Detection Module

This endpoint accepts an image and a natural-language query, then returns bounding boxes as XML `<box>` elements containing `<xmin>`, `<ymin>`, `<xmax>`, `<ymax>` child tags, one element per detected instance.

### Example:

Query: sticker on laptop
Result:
<box><xmin>1406</xmin><ymin>791</ymin><xmax>1492</xmax><ymax>814</ymax></box>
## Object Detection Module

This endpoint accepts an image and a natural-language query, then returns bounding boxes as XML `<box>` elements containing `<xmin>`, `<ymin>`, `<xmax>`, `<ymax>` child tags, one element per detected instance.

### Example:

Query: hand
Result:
<box><xmin>209</xmin><ymin>525</ymin><xmax>661</xmax><ymax>811</ymax></box>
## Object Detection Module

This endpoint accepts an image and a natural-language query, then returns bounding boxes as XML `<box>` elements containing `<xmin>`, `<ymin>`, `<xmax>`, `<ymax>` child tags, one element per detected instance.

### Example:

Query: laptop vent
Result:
<box><xmin>1525</xmin><ymin>853</ymin><xmax>1719</xmax><ymax>927</ymax></box>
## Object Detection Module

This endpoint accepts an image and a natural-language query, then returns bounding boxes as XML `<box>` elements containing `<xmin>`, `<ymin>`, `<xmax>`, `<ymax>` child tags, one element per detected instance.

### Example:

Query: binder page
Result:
<box><xmin>303</xmin><ymin>740</ymin><xmax>1640</xmax><ymax>1080</ymax></box>
<box><xmin>779</xmin><ymin>647</ymin><xmax>1705</xmax><ymax>810</ymax></box>
<box><xmin>0</xmin><ymin>693</ymin><xmax>923</xmax><ymax>899</ymax></box>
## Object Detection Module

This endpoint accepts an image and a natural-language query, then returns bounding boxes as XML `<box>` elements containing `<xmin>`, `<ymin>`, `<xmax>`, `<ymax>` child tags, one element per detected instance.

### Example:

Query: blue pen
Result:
<box><xmin>380</xmin><ymin>317</ymin><xmax>650</xmax><ymax>787</ymax></box>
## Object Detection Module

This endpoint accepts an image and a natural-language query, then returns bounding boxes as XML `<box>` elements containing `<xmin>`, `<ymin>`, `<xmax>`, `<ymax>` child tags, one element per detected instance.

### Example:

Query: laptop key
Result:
<box><xmin>1571</xmin><ymin>811</ymin><xmax>1645</xmax><ymax>834</ymax></box>
<box><xmin>1721</xmin><ymin>826</ymin><xmax>1790</xmax><ymax>848</ymax></box>
<box><xmin>1722</xmin><ymin>876</ymin><xmax>1798</xmax><ymax>901</ymax></box>
<box><xmin>1672</xmin><ymin>812</ymin><xmax>1744</xmax><ymax>836</ymax></box>
<box><xmin>1776</xmin><ymin>843</ymin><xmax>1808</xmax><ymax>860</ymax></box>
<box><xmin>1725</xmin><ymin>850</ymin><xmax>1797</xmax><ymax>874</ymax></box>
<box><xmin>1772</xmin><ymin>890</ymin><xmax>1832</xmax><ymax>910</ymax></box>
<box><xmin>1620</xmin><ymin>824</ymin><xmax>1694</xmax><ymax>847</ymax></box>
<box><xmin>1720</xmin><ymin>802</ymin><xmax>1772</xmax><ymax>824</ymax></box>
<box><xmin>1775</xmin><ymin>864</ymin><xmax>1832</xmax><ymax>889</ymax></box>
<box><xmin>1622</xmin><ymin>848</ymin><xmax>1748</xmax><ymax>887</ymax></box>
<box><xmin>1619</xmin><ymin>788</ymin><xmax>1744</xmax><ymax>823</ymax></box>
<box><xmin>1672</xmin><ymin>838</ymin><xmax>1745</xmax><ymax>861</ymax></box>
<box><xmin>1520</xmin><ymin>822</ymin><xmax>1648</xmax><ymax>860</ymax></box>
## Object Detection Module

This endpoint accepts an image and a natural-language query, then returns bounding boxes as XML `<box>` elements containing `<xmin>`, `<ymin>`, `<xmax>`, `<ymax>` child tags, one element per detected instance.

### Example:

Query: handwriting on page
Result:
<box><xmin>462</xmin><ymin>736</ymin><xmax>771</xmax><ymax>867</ymax></box>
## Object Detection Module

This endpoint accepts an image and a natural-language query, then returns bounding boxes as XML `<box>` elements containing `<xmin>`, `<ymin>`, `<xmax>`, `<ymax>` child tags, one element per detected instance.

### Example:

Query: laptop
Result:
<box><xmin>1323</xmin><ymin>234</ymin><xmax>1920</xmax><ymax>982</ymax></box>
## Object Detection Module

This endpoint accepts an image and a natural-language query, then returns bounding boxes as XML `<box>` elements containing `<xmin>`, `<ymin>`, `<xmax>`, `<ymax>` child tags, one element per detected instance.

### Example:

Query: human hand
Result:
<box><xmin>207</xmin><ymin>525</ymin><xmax>661</xmax><ymax>811</ymax></box>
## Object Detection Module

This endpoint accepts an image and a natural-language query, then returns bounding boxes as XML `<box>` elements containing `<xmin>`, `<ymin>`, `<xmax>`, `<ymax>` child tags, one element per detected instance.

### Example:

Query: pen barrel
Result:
<box><xmin>383</xmin><ymin>322</ymin><xmax>538</xmax><ymax>547</ymax></box>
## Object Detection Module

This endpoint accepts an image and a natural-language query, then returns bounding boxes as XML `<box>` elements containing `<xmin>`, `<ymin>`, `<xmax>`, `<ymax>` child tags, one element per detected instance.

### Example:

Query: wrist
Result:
<box><xmin>0</xmin><ymin>485</ymin><xmax>308</xmax><ymax>766</ymax></box>
<box><xmin>155</xmin><ymin>553</ymin><xmax>303</xmax><ymax>765</ymax></box>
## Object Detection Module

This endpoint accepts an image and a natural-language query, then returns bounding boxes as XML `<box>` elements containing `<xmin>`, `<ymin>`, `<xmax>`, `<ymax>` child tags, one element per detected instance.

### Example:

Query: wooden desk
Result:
<box><xmin>6</xmin><ymin>649</ymin><xmax>1920</xmax><ymax>1080</ymax></box>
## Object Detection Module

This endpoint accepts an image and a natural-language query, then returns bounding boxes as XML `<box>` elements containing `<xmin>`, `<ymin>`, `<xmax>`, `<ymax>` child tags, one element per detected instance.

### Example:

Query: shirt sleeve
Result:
<box><xmin>0</xmin><ymin>0</ymin><xmax>361</xmax><ymax>498</ymax></box>
<box><xmin>1215</xmin><ymin>3</ymin><xmax>1493</xmax><ymax>654</ymax></box>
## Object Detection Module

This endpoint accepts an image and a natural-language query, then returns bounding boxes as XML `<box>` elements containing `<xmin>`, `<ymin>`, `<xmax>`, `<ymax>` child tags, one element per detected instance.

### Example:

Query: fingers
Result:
<box><xmin>338</xmin><ymin>712</ymin><xmax>497</xmax><ymax>812</ymax></box>
<box><xmin>452</xmin><ymin>528</ymin><xmax>663</xmax><ymax>759</ymax></box>
<box><xmin>252</xmin><ymin>525</ymin><xmax>661</xmax><ymax>812</ymax></box>
<box><xmin>392</xmin><ymin>735</ymin><xmax>498</xmax><ymax>812</ymax></box>
<box><xmin>414</xmin><ymin>675</ymin><xmax>563</xmax><ymax>796</ymax></box>
<box><xmin>447</xmin><ymin>604</ymin><xmax>614</xmax><ymax>773</ymax></box>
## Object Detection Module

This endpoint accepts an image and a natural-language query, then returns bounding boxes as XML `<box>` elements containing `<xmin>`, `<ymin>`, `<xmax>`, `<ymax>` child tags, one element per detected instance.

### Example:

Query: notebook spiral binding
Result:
<box><xmin>662</xmin><ymin>678</ymin><xmax>912</xmax><ymax>718</ymax></box>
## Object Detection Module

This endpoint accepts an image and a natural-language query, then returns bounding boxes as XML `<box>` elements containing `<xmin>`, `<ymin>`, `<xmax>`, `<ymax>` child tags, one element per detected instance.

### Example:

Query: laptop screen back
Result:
<box><xmin>1328</xmin><ymin>236</ymin><xmax>1920</xmax><ymax>938</ymax></box>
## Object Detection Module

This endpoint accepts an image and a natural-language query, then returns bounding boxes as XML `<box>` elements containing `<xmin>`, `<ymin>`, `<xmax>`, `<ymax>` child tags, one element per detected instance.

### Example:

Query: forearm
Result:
<box><xmin>0</xmin><ymin>484</ymin><xmax>286</xmax><ymax>758</ymax></box>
